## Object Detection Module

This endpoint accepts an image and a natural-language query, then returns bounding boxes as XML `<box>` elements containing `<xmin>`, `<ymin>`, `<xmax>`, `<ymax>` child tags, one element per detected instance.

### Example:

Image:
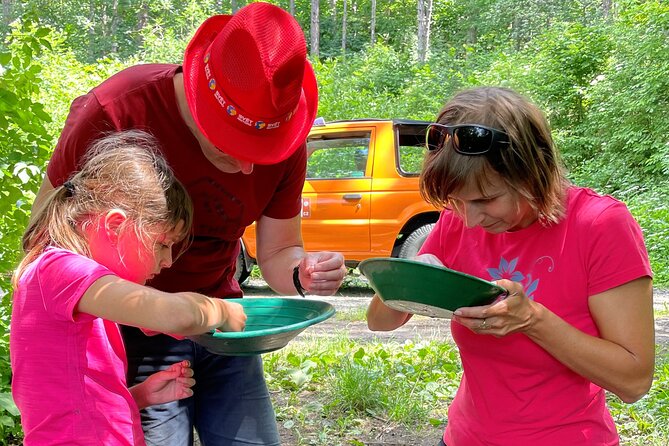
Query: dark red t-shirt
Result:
<box><xmin>47</xmin><ymin>64</ymin><xmax>306</xmax><ymax>298</ymax></box>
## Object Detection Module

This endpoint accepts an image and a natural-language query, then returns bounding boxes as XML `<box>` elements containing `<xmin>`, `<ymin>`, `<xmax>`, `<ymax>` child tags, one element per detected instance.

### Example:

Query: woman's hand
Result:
<box><xmin>452</xmin><ymin>279</ymin><xmax>539</xmax><ymax>337</ymax></box>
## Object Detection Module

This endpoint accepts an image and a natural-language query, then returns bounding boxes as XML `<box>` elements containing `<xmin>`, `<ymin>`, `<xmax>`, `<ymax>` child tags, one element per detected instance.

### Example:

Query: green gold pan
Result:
<box><xmin>358</xmin><ymin>257</ymin><xmax>506</xmax><ymax>319</ymax></box>
<box><xmin>188</xmin><ymin>297</ymin><xmax>335</xmax><ymax>356</ymax></box>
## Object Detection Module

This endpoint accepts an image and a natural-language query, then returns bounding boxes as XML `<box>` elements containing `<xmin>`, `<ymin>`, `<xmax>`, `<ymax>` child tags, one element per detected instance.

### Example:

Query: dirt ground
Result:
<box><xmin>273</xmin><ymin>408</ymin><xmax>444</xmax><ymax>446</ymax></box>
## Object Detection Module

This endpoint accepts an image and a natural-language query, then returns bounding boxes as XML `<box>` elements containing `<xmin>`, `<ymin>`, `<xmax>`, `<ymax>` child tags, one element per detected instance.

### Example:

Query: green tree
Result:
<box><xmin>572</xmin><ymin>0</ymin><xmax>669</xmax><ymax>188</ymax></box>
<box><xmin>0</xmin><ymin>19</ymin><xmax>53</xmax><ymax>288</ymax></box>
<box><xmin>0</xmin><ymin>19</ymin><xmax>54</xmax><ymax>443</ymax></box>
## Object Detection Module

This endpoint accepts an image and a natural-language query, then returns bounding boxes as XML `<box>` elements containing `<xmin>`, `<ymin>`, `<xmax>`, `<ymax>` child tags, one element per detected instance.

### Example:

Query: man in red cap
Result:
<box><xmin>32</xmin><ymin>2</ymin><xmax>346</xmax><ymax>445</ymax></box>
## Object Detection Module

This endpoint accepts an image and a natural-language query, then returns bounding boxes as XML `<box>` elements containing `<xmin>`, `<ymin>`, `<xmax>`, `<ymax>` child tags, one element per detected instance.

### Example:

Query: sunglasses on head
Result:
<box><xmin>425</xmin><ymin>123</ymin><xmax>510</xmax><ymax>155</ymax></box>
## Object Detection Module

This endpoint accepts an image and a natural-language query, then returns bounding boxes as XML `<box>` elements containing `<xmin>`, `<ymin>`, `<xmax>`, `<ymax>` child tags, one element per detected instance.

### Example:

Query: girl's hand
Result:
<box><xmin>452</xmin><ymin>279</ymin><xmax>538</xmax><ymax>337</ymax></box>
<box><xmin>131</xmin><ymin>360</ymin><xmax>195</xmax><ymax>409</ymax></box>
<box><xmin>219</xmin><ymin>300</ymin><xmax>247</xmax><ymax>332</ymax></box>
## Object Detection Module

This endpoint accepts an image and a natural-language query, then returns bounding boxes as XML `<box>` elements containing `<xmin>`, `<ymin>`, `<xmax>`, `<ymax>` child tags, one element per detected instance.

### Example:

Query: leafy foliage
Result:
<box><xmin>2</xmin><ymin>0</ymin><xmax>232</xmax><ymax>62</ymax></box>
<box><xmin>570</xmin><ymin>0</ymin><xmax>669</xmax><ymax>188</ymax></box>
<box><xmin>0</xmin><ymin>19</ymin><xmax>55</xmax><ymax>444</ymax></box>
<box><xmin>623</xmin><ymin>185</ymin><xmax>669</xmax><ymax>286</ymax></box>
<box><xmin>0</xmin><ymin>20</ymin><xmax>52</xmax><ymax>277</ymax></box>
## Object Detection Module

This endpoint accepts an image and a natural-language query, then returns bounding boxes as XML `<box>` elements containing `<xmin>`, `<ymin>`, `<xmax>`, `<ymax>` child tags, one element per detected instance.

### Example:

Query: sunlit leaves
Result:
<box><xmin>0</xmin><ymin>21</ymin><xmax>55</xmax><ymax>441</ymax></box>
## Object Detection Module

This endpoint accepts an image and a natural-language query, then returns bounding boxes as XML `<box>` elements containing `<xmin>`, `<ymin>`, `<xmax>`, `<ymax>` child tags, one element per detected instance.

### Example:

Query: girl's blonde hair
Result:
<box><xmin>420</xmin><ymin>87</ymin><xmax>569</xmax><ymax>225</ymax></box>
<box><xmin>13</xmin><ymin>130</ymin><xmax>193</xmax><ymax>286</ymax></box>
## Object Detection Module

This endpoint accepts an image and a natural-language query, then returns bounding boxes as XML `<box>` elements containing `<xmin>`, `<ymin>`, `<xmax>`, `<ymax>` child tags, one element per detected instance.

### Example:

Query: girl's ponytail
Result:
<box><xmin>13</xmin><ymin>183</ymin><xmax>88</xmax><ymax>288</ymax></box>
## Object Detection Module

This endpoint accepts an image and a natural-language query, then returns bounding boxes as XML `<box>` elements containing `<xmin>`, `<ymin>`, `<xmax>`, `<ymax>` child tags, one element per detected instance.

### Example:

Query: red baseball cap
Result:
<box><xmin>182</xmin><ymin>2</ymin><xmax>318</xmax><ymax>165</ymax></box>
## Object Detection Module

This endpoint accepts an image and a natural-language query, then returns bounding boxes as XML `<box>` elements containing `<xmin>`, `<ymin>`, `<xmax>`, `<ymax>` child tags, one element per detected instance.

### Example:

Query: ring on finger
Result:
<box><xmin>479</xmin><ymin>318</ymin><xmax>488</xmax><ymax>330</ymax></box>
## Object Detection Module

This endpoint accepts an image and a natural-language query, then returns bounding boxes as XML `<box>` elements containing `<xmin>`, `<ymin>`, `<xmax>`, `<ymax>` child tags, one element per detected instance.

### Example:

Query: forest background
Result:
<box><xmin>0</xmin><ymin>0</ymin><xmax>668</xmax><ymax>443</ymax></box>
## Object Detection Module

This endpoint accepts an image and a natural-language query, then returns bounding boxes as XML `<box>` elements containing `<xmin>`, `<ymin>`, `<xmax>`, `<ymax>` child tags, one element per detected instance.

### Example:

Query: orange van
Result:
<box><xmin>236</xmin><ymin>119</ymin><xmax>440</xmax><ymax>282</ymax></box>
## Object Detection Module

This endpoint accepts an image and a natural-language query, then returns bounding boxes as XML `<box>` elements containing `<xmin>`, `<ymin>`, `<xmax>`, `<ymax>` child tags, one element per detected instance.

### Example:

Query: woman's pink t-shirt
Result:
<box><xmin>10</xmin><ymin>248</ymin><xmax>145</xmax><ymax>445</ymax></box>
<box><xmin>420</xmin><ymin>187</ymin><xmax>652</xmax><ymax>446</ymax></box>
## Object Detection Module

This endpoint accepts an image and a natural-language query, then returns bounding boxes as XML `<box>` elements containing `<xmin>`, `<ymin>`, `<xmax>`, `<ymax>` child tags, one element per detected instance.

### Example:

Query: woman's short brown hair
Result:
<box><xmin>420</xmin><ymin>87</ymin><xmax>569</xmax><ymax>225</ymax></box>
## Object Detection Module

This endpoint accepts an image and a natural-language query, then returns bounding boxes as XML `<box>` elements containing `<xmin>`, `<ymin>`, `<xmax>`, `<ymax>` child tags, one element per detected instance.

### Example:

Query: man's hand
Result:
<box><xmin>297</xmin><ymin>252</ymin><xmax>347</xmax><ymax>296</ymax></box>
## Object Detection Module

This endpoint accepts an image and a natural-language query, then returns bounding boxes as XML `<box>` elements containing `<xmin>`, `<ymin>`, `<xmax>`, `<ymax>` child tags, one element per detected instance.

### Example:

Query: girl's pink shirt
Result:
<box><xmin>10</xmin><ymin>248</ymin><xmax>146</xmax><ymax>445</ymax></box>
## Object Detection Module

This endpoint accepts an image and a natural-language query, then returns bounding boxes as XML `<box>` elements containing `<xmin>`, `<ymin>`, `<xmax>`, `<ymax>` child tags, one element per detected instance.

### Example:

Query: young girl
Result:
<box><xmin>367</xmin><ymin>87</ymin><xmax>654</xmax><ymax>445</ymax></box>
<box><xmin>10</xmin><ymin>130</ymin><xmax>247</xmax><ymax>445</ymax></box>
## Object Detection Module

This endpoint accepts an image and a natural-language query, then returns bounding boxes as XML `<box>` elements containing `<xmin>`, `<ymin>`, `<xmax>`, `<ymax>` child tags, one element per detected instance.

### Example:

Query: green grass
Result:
<box><xmin>265</xmin><ymin>336</ymin><xmax>669</xmax><ymax>446</ymax></box>
<box><xmin>264</xmin><ymin>335</ymin><xmax>458</xmax><ymax>444</ymax></box>
<box><xmin>333</xmin><ymin>307</ymin><xmax>368</xmax><ymax>322</ymax></box>
<box><xmin>655</xmin><ymin>302</ymin><xmax>669</xmax><ymax>319</ymax></box>
<box><xmin>608</xmin><ymin>345</ymin><xmax>669</xmax><ymax>445</ymax></box>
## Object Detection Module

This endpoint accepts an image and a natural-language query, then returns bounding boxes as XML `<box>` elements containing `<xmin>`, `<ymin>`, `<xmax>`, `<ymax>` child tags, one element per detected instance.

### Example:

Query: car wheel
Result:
<box><xmin>397</xmin><ymin>223</ymin><xmax>435</xmax><ymax>260</ymax></box>
<box><xmin>234</xmin><ymin>249</ymin><xmax>251</xmax><ymax>285</ymax></box>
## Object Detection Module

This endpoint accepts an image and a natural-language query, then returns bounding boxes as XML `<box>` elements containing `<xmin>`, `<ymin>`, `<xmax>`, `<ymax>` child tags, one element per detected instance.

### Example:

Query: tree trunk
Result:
<box><xmin>416</xmin><ymin>0</ymin><xmax>433</xmax><ymax>63</ymax></box>
<box><xmin>370</xmin><ymin>0</ymin><xmax>376</xmax><ymax>44</ymax></box>
<box><xmin>137</xmin><ymin>1</ymin><xmax>149</xmax><ymax>30</ymax></box>
<box><xmin>342</xmin><ymin>0</ymin><xmax>347</xmax><ymax>53</ymax></box>
<box><xmin>110</xmin><ymin>0</ymin><xmax>119</xmax><ymax>54</ymax></box>
<box><xmin>135</xmin><ymin>1</ymin><xmax>149</xmax><ymax>48</ymax></box>
<box><xmin>512</xmin><ymin>16</ymin><xmax>521</xmax><ymax>51</ymax></box>
<box><xmin>289</xmin><ymin>0</ymin><xmax>295</xmax><ymax>16</ymax></box>
<box><xmin>89</xmin><ymin>0</ymin><xmax>96</xmax><ymax>59</ymax></box>
<box><xmin>2</xmin><ymin>0</ymin><xmax>11</xmax><ymax>26</ymax></box>
<box><xmin>467</xmin><ymin>26</ymin><xmax>477</xmax><ymax>45</ymax></box>
<box><xmin>231</xmin><ymin>0</ymin><xmax>238</xmax><ymax>13</ymax></box>
<box><xmin>417</xmin><ymin>0</ymin><xmax>424</xmax><ymax>62</ymax></box>
<box><xmin>601</xmin><ymin>0</ymin><xmax>612</xmax><ymax>19</ymax></box>
<box><xmin>310</xmin><ymin>0</ymin><xmax>319</xmax><ymax>58</ymax></box>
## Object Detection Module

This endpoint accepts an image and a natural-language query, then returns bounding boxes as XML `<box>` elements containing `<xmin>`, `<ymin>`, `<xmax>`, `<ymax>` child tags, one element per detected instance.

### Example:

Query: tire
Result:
<box><xmin>397</xmin><ymin>223</ymin><xmax>435</xmax><ymax>260</ymax></box>
<box><xmin>234</xmin><ymin>247</ymin><xmax>252</xmax><ymax>285</ymax></box>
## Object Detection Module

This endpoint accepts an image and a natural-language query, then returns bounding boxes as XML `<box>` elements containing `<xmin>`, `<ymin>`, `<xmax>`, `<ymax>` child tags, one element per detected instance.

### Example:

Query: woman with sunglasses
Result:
<box><xmin>367</xmin><ymin>87</ymin><xmax>654</xmax><ymax>445</ymax></box>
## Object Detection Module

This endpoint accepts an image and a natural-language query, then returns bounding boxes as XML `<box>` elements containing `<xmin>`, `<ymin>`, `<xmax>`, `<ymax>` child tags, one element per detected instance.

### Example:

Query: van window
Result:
<box><xmin>396</xmin><ymin>124</ymin><xmax>428</xmax><ymax>175</ymax></box>
<box><xmin>306</xmin><ymin>132</ymin><xmax>371</xmax><ymax>179</ymax></box>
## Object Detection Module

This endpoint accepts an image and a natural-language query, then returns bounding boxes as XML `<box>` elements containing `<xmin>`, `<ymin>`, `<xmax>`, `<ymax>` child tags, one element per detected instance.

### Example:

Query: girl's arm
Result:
<box><xmin>454</xmin><ymin>277</ymin><xmax>655</xmax><ymax>403</ymax></box>
<box><xmin>76</xmin><ymin>275</ymin><xmax>247</xmax><ymax>335</ymax></box>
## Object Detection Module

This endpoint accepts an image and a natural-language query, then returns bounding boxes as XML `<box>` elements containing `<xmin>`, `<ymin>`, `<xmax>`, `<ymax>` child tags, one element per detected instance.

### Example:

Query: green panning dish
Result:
<box><xmin>358</xmin><ymin>257</ymin><xmax>506</xmax><ymax>318</ymax></box>
<box><xmin>188</xmin><ymin>297</ymin><xmax>336</xmax><ymax>356</ymax></box>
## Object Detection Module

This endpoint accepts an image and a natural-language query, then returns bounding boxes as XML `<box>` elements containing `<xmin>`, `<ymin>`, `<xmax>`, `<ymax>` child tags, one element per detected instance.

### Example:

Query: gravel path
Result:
<box><xmin>243</xmin><ymin>280</ymin><xmax>669</xmax><ymax>344</ymax></box>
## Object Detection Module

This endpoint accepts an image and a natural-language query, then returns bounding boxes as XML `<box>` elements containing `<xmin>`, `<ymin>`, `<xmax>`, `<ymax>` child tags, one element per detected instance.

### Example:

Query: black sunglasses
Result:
<box><xmin>425</xmin><ymin>123</ymin><xmax>510</xmax><ymax>155</ymax></box>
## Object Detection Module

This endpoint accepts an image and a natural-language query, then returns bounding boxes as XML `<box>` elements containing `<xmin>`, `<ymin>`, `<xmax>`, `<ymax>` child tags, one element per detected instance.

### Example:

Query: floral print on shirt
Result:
<box><xmin>486</xmin><ymin>256</ymin><xmax>554</xmax><ymax>300</ymax></box>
